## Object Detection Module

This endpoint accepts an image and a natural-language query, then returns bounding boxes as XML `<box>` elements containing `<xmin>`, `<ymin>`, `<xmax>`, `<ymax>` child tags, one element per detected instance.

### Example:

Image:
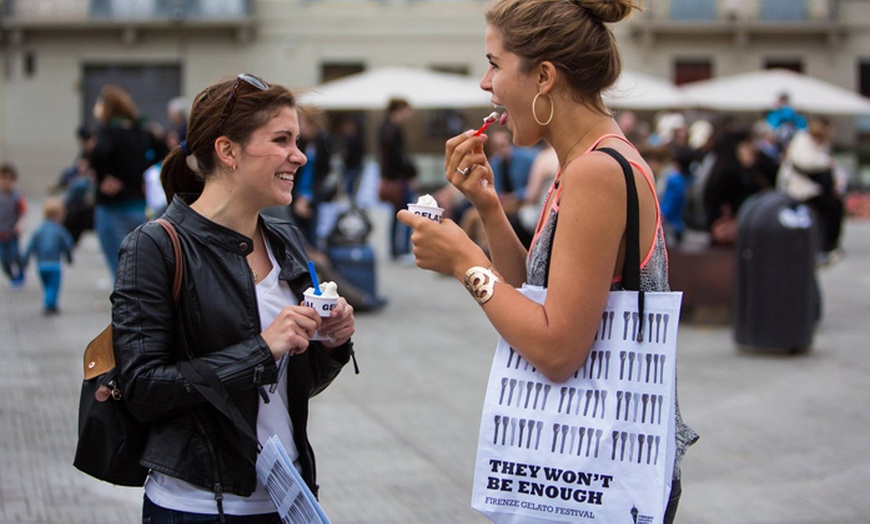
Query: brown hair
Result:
<box><xmin>807</xmin><ymin>116</ymin><xmax>832</xmax><ymax>142</ymax></box>
<box><xmin>161</xmin><ymin>76</ymin><xmax>298</xmax><ymax>202</ymax></box>
<box><xmin>485</xmin><ymin>0</ymin><xmax>640</xmax><ymax>113</ymax></box>
<box><xmin>386</xmin><ymin>97</ymin><xmax>411</xmax><ymax>115</ymax></box>
<box><xmin>97</xmin><ymin>84</ymin><xmax>140</xmax><ymax>123</ymax></box>
<box><xmin>0</xmin><ymin>162</ymin><xmax>18</xmax><ymax>180</ymax></box>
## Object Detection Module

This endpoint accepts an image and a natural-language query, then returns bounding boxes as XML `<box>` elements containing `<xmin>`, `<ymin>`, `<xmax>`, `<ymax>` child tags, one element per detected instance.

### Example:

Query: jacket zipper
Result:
<box><xmin>191</xmin><ymin>412</ymin><xmax>226</xmax><ymax>523</ymax></box>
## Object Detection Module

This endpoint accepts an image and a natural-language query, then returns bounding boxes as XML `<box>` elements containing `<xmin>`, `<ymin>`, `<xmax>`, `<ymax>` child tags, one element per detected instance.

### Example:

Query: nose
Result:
<box><xmin>479</xmin><ymin>71</ymin><xmax>492</xmax><ymax>92</ymax></box>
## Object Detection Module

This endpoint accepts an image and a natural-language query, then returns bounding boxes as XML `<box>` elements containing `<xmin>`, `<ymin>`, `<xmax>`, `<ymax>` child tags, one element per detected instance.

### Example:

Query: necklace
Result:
<box><xmin>251</xmin><ymin>269</ymin><xmax>258</xmax><ymax>283</ymax></box>
<box><xmin>558</xmin><ymin>117</ymin><xmax>610</xmax><ymax>175</ymax></box>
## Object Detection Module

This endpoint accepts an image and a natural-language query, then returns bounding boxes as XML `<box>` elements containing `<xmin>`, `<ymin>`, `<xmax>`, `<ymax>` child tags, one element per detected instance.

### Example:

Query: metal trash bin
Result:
<box><xmin>734</xmin><ymin>190</ymin><xmax>819</xmax><ymax>353</ymax></box>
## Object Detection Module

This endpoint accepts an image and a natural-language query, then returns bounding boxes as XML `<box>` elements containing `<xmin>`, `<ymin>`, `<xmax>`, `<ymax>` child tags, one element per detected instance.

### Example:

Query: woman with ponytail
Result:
<box><xmin>111</xmin><ymin>74</ymin><xmax>356</xmax><ymax>522</ymax></box>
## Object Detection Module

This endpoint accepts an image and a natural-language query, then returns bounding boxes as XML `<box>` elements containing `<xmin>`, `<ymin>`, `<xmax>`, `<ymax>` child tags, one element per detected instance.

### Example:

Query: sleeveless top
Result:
<box><xmin>525</xmin><ymin>134</ymin><xmax>699</xmax><ymax>479</ymax></box>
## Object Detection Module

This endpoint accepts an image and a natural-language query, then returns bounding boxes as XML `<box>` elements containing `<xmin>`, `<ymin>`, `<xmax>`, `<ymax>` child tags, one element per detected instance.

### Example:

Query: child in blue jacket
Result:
<box><xmin>25</xmin><ymin>198</ymin><xmax>74</xmax><ymax>314</ymax></box>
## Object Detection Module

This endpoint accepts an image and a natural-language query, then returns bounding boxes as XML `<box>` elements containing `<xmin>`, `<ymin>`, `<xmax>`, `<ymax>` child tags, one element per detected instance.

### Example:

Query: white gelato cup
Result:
<box><xmin>407</xmin><ymin>203</ymin><xmax>444</xmax><ymax>223</ymax></box>
<box><xmin>303</xmin><ymin>290</ymin><xmax>338</xmax><ymax>340</ymax></box>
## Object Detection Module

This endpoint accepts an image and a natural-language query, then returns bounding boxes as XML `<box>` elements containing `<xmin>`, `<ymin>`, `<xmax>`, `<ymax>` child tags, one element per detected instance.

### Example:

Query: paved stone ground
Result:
<box><xmin>1</xmin><ymin>200</ymin><xmax>869</xmax><ymax>523</ymax></box>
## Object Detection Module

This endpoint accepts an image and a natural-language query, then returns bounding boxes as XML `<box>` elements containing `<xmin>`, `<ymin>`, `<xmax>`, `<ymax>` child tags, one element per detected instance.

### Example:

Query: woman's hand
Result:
<box><xmin>99</xmin><ymin>175</ymin><xmax>124</xmax><ymax>197</ymax></box>
<box><xmin>445</xmin><ymin>130</ymin><xmax>500</xmax><ymax>215</ymax></box>
<box><xmin>318</xmin><ymin>297</ymin><xmax>355</xmax><ymax>348</ymax></box>
<box><xmin>396</xmin><ymin>211</ymin><xmax>490</xmax><ymax>279</ymax></box>
<box><xmin>261</xmin><ymin>305</ymin><xmax>322</xmax><ymax>359</ymax></box>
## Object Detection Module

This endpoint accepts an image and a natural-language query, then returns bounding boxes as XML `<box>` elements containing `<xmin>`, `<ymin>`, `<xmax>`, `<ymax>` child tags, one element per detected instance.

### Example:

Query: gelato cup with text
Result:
<box><xmin>407</xmin><ymin>194</ymin><xmax>444</xmax><ymax>223</ymax></box>
<box><xmin>303</xmin><ymin>281</ymin><xmax>339</xmax><ymax>341</ymax></box>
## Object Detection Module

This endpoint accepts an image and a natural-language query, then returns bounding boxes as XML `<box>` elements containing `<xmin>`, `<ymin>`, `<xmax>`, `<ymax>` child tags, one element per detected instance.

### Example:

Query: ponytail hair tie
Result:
<box><xmin>180</xmin><ymin>140</ymin><xmax>191</xmax><ymax>156</ymax></box>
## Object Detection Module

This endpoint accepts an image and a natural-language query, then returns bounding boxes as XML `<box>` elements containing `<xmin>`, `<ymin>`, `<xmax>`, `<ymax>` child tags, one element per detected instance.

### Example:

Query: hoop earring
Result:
<box><xmin>532</xmin><ymin>92</ymin><xmax>554</xmax><ymax>127</ymax></box>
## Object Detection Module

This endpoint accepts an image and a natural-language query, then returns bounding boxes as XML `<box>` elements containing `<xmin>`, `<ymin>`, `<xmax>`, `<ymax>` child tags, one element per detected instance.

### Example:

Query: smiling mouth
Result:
<box><xmin>276</xmin><ymin>173</ymin><xmax>294</xmax><ymax>182</ymax></box>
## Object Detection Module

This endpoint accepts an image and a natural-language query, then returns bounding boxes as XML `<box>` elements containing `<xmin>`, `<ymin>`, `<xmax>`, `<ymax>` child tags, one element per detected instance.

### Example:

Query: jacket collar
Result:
<box><xmin>165</xmin><ymin>195</ymin><xmax>310</xmax><ymax>285</ymax></box>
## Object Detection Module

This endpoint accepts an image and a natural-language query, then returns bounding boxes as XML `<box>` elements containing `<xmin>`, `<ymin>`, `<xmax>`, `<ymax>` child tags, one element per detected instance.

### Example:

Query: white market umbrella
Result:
<box><xmin>604</xmin><ymin>69</ymin><xmax>687</xmax><ymax>110</ymax></box>
<box><xmin>681</xmin><ymin>68</ymin><xmax>870</xmax><ymax>116</ymax></box>
<box><xmin>297</xmin><ymin>66</ymin><xmax>492</xmax><ymax>110</ymax></box>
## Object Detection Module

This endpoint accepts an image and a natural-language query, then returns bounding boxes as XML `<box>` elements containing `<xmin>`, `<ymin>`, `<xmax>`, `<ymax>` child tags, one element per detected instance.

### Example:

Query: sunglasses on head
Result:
<box><xmin>216</xmin><ymin>73</ymin><xmax>269</xmax><ymax>135</ymax></box>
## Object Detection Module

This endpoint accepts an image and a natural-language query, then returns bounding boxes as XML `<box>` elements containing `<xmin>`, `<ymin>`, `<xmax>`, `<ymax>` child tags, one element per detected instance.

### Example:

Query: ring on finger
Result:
<box><xmin>456</xmin><ymin>165</ymin><xmax>471</xmax><ymax>176</ymax></box>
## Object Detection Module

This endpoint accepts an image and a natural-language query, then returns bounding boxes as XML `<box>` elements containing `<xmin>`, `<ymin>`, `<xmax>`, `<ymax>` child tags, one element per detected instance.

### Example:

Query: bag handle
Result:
<box><xmin>83</xmin><ymin>218</ymin><xmax>184</xmax><ymax>380</ymax></box>
<box><xmin>596</xmin><ymin>147</ymin><xmax>646</xmax><ymax>341</ymax></box>
<box><xmin>154</xmin><ymin>218</ymin><xmax>183</xmax><ymax>303</ymax></box>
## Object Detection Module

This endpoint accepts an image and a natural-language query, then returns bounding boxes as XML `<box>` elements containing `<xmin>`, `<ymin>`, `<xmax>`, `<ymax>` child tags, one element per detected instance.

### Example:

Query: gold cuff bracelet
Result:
<box><xmin>463</xmin><ymin>266</ymin><xmax>501</xmax><ymax>305</ymax></box>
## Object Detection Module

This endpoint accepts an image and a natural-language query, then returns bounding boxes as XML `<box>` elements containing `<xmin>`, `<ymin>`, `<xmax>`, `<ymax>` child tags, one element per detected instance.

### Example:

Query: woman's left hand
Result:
<box><xmin>318</xmin><ymin>297</ymin><xmax>355</xmax><ymax>348</ymax></box>
<box><xmin>396</xmin><ymin>210</ymin><xmax>489</xmax><ymax>279</ymax></box>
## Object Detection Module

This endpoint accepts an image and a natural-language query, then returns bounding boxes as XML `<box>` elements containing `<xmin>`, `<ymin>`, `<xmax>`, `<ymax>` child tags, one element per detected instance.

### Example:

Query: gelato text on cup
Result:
<box><xmin>305</xmin><ymin>298</ymin><xmax>337</xmax><ymax>314</ymax></box>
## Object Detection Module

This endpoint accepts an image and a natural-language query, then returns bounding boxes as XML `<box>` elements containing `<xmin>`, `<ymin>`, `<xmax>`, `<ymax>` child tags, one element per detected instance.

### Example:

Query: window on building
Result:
<box><xmin>82</xmin><ymin>64</ymin><xmax>181</xmax><ymax>132</ymax></box>
<box><xmin>669</xmin><ymin>0</ymin><xmax>716</xmax><ymax>21</ymax></box>
<box><xmin>674</xmin><ymin>59</ymin><xmax>712</xmax><ymax>86</ymax></box>
<box><xmin>431</xmin><ymin>65</ymin><xmax>469</xmax><ymax>76</ymax></box>
<box><xmin>320</xmin><ymin>62</ymin><xmax>364</xmax><ymax>84</ymax></box>
<box><xmin>765</xmin><ymin>60</ymin><xmax>803</xmax><ymax>73</ymax></box>
<box><xmin>760</xmin><ymin>0</ymin><xmax>808</xmax><ymax>22</ymax></box>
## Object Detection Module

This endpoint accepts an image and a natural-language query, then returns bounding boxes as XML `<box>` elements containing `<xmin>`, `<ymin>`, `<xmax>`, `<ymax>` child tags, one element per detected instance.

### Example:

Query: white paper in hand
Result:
<box><xmin>256</xmin><ymin>435</ymin><xmax>331</xmax><ymax>524</ymax></box>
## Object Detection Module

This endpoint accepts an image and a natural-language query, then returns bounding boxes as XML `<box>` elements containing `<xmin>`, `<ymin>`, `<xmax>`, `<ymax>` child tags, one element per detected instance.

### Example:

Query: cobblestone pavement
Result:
<box><xmin>1</xmin><ymin>202</ymin><xmax>869</xmax><ymax>523</ymax></box>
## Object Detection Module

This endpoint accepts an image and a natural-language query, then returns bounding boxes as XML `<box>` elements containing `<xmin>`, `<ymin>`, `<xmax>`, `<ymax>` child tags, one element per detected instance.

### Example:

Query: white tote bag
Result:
<box><xmin>471</xmin><ymin>285</ymin><xmax>682</xmax><ymax>524</ymax></box>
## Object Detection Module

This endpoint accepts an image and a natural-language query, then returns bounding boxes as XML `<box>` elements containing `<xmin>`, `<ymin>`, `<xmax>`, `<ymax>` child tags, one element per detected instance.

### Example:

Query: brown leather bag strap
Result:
<box><xmin>154</xmin><ymin>218</ymin><xmax>183</xmax><ymax>304</ymax></box>
<box><xmin>83</xmin><ymin>219</ymin><xmax>183</xmax><ymax>380</ymax></box>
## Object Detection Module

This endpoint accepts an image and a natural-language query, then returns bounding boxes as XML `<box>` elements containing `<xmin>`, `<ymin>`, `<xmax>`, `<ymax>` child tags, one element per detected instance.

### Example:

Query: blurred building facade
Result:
<box><xmin>0</xmin><ymin>0</ymin><xmax>869</xmax><ymax>192</ymax></box>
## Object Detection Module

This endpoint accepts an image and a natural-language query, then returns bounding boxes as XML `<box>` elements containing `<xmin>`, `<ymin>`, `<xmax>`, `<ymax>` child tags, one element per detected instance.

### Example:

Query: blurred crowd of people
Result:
<box><xmin>623</xmin><ymin>97</ymin><xmax>847</xmax><ymax>267</ymax></box>
<box><xmin>0</xmin><ymin>85</ymin><xmax>854</xmax><ymax>315</ymax></box>
<box><xmin>2</xmin><ymin>82</ymin><xmax>389</xmax><ymax>315</ymax></box>
<box><xmin>429</xmin><ymin>95</ymin><xmax>848</xmax><ymax>269</ymax></box>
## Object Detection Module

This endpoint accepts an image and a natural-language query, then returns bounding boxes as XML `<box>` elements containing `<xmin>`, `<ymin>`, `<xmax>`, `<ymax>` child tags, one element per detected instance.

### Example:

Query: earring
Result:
<box><xmin>532</xmin><ymin>92</ymin><xmax>554</xmax><ymax>127</ymax></box>
<box><xmin>232</xmin><ymin>163</ymin><xmax>237</xmax><ymax>172</ymax></box>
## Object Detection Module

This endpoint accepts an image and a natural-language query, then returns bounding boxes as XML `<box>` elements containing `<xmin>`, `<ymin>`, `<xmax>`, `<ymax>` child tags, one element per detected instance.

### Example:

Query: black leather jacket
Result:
<box><xmin>112</xmin><ymin>196</ymin><xmax>352</xmax><ymax>499</ymax></box>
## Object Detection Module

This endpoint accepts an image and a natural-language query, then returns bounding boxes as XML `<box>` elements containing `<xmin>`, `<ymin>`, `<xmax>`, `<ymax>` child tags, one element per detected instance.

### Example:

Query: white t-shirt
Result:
<box><xmin>145</xmin><ymin>234</ymin><xmax>301</xmax><ymax>515</ymax></box>
<box><xmin>143</xmin><ymin>162</ymin><xmax>168</xmax><ymax>215</ymax></box>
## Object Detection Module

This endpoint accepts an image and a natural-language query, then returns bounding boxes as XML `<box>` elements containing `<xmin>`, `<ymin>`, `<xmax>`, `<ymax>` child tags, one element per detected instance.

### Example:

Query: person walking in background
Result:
<box><xmin>378</xmin><ymin>97</ymin><xmax>417</xmax><ymax>260</ymax></box>
<box><xmin>88</xmin><ymin>84</ymin><xmax>152</xmax><ymax>278</ymax></box>
<box><xmin>339</xmin><ymin>117</ymin><xmax>366</xmax><ymax>200</ymax></box>
<box><xmin>56</xmin><ymin>126</ymin><xmax>97</xmax><ymax>246</ymax></box>
<box><xmin>0</xmin><ymin>162</ymin><xmax>27</xmax><ymax>289</ymax></box>
<box><xmin>397</xmin><ymin>1</ymin><xmax>696</xmax><ymax>521</ymax></box>
<box><xmin>488</xmin><ymin>127</ymin><xmax>538</xmax><ymax>247</ymax></box>
<box><xmin>702</xmin><ymin>128</ymin><xmax>772</xmax><ymax>245</ymax></box>
<box><xmin>166</xmin><ymin>96</ymin><xmax>188</xmax><ymax>143</ymax></box>
<box><xmin>292</xmin><ymin>109</ymin><xmax>336</xmax><ymax>247</ymax></box>
<box><xmin>514</xmin><ymin>142</ymin><xmax>559</xmax><ymax>243</ymax></box>
<box><xmin>143</xmin><ymin>123</ymin><xmax>178</xmax><ymax>220</ymax></box>
<box><xmin>778</xmin><ymin>116</ymin><xmax>846</xmax><ymax>266</ymax></box>
<box><xmin>55</xmin><ymin>125</ymin><xmax>96</xmax><ymax>191</ymax></box>
<box><xmin>766</xmin><ymin>92</ymin><xmax>807</xmax><ymax>152</ymax></box>
<box><xmin>116</xmin><ymin>73</ymin><xmax>356</xmax><ymax>522</ymax></box>
<box><xmin>61</xmin><ymin>155</ymin><xmax>96</xmax><ymax>247</ymax></box>
<box><xmin>657</xmin><ymin>147</ymin><xmax>698</xmax><ymax>246</ymax></box>
<box><xmin>24</xmin><ymin>197</ymin><xmax>74</xmax><ymax>315</ymax></box>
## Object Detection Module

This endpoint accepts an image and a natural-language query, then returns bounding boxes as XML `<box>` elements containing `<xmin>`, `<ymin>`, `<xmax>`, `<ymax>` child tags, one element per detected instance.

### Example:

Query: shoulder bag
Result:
<box><xmin>471</xmin><ymin>148</ymin><xmax>683</xmax><ymax>523</ymax></box>
<box><xmin>73</xmin><ymin>218</ymin><xmax>182</xmax><ymax>486</ymax></box>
